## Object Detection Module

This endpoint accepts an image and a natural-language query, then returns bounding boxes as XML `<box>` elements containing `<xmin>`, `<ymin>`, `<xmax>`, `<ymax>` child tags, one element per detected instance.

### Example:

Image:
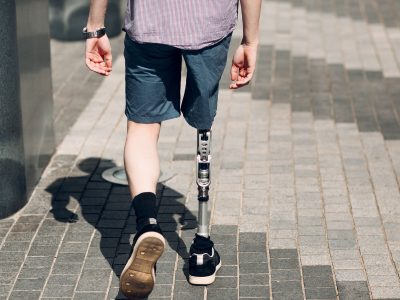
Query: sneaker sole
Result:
<box><xmin>188</xmin><ymin>259</ymin><xmax>222</xmax><ymax>285</ymax></box>
<box><xmin>119</xmin><ymin>232</ymin><xmax>165</xmax><ymax>299</ymax></box>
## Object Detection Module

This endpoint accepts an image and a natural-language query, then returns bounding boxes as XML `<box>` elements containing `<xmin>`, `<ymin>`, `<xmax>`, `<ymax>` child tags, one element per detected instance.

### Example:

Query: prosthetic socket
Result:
<box><xmin>196</xmin><ymin>129</ymin><xmax>212</xmax><ymax>237</ymax></box>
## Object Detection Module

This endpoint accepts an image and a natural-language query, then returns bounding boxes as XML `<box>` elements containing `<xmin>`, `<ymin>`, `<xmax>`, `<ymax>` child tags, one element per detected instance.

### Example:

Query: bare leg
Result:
<box><xmin>120</xmin><ymin>122</ymin><xmax>165</xmax><ymax>299</ymax></box>
<box><xmin>124</xmin><ymin>120</ymin><xmax>161</xmax><ymax>198</ymax></box>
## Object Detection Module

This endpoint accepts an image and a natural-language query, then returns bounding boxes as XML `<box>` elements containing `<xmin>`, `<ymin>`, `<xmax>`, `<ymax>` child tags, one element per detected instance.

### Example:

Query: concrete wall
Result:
<box><xmin>0</xmin><ymin>0</ymin><xmax>55</xmax><ymax>218</ymax></box>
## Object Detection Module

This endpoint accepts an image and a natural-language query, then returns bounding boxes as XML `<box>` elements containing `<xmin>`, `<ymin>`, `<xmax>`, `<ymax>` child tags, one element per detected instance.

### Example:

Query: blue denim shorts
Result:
<box><xmin>124</xmin><ymin>32</ymin><xmax>232</xmax><ymax>129</ymax></box>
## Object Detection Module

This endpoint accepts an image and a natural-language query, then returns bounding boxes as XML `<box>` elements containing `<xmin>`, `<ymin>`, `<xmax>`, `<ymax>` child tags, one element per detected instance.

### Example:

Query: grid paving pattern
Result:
<box><xmin>1</xmin><ymin>0</ymin><xmax>400</xmax><ymax>299</ymax></box>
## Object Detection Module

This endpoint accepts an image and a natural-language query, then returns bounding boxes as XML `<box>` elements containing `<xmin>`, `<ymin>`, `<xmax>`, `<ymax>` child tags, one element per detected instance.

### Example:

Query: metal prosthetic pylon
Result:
<box><xmin>196</xmin><ymin>129</ymin><xmax>212</xmax><ymax>237</ymax></box>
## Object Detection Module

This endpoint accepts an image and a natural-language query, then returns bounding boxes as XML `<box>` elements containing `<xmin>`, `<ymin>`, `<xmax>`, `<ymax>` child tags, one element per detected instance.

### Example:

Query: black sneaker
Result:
<box><xmin>188</xmin><ymin>234</ymin><xmax>222</xmax><ymax>285</ymax></box>
<box><xmin>120</xmin><ymin>218</ymin><xmax>165</xmax><ymax>299</ymax></box>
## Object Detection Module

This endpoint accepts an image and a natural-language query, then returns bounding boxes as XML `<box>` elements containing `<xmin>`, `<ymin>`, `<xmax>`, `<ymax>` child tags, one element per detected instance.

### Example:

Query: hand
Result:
<box><xmin>85</xmin><ymin>35</ymin><xmax>112</xmax><ymax>76</ymax></box>
<box><xmin>230</xmin><ymin>42</ymin><xmax>258</xmax><ymax>89</ymax></box>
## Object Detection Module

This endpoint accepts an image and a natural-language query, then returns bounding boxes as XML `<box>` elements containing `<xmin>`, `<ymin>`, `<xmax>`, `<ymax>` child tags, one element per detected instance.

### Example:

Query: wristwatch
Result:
<box><xmin>82</xmin><ymin>27</ymin><xmax>106</xmax><ymax>39</ymax></box>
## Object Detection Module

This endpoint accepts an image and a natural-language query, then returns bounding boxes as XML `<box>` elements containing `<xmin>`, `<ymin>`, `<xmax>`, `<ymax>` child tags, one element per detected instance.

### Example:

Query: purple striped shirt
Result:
<box><xmin>123</xmin><ymin>0</ymin><xmax>239</xmax><ymax>50</ymax></box>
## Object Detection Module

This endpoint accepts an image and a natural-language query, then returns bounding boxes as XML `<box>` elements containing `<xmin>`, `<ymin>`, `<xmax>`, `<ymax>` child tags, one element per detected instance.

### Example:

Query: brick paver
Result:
<box><xmin>1</xmin><ymin>0</ymin><xmax>400</xmax><ymax>299</ymax></box>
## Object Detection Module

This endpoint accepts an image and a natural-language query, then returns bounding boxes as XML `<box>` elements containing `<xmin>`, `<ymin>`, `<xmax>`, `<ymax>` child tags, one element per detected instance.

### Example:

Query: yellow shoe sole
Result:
<box><xmin>119</xmin><ymin>232</ymin><xmax>165</xmax><ymax>299</ymax></box>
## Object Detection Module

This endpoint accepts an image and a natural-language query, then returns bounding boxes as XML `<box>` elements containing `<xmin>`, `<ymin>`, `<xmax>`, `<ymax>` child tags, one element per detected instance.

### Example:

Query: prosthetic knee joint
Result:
<box><xmin>196</xmin><ymin>129</ymin><xmax>212</xmax><ymax>237</ymax></box>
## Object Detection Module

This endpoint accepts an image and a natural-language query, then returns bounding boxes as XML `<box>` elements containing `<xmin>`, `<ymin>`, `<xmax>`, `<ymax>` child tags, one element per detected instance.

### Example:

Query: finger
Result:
<box><xmin>239</xmin><ymin>68</ymin><xmax>247</xmax><ymax>78</ymax></box>
<box><xmin>229</xmin><ymin>82</ymin><xmax>239</xmax><ymax>89</ymax></box>
<box><xmin>236</xmin><ymin>73</ymin><xmax>252</xmax><ymax>84</ymax></box>
<box><xmin>93</xmin><ymin>66</ymin><xmax>110</xmax><ymax>76</ymax></box>
<box><xmin>95</xmin><ymin>62</ymin><xmax>112</xmax><ymax>71</ymax></box>
<box><xmin>104</xmin><ymin>53</ymin><xmax>113</xmax><ymax>68</ymax></box>
<box><xmin>234</xmin><ymin>72</ymin><xmax>253</xmax><ymax>88</ymax></box>
<box><xmin>87</xmin><ymin>58</ymin><xmax>112</xmax><ymax>73</ymax></box>
<box><xmin>85</xmin><ymin>57</ymin><xmax>95</xmax><ymax>69</ymax></box>
<box><xmin>236</xmin><ymin>70</ymin><xmax>254</xmax><ymax>84</ymax></box>
<box><xmin>95</xmin><ymin>62</ymin><xmax>107</xmax><ymax>70</ymax></box>
<box><xmin>86</xmin><ymin>58</ymin><xmax>108</xmax><ymax>75</ymax></box>
<box><xmin>236</xmin><ymin>78</ymin><xmax>251</xmax><ymax>87</ymax></box>
<box><xmin>230</xmin><ymin>64</ymin><xmax>239</xmax><ymax>81</ymax></box>
<box><xmin>86</xmin><ymin>52</ymin><xmax>103</xmax><ymax>63</ymax></box>
<box><xmin>86</xmin><ymin>59</ymin><xmax>101</xmax><ymax>70</ymax></box>
<box><xmin>234</xmin><ymin>76</ymin><xmax>251</xmax><ymax>88</ymax></box>
<box><xmin>88</xmin><ymin>64</ymin><xmax>107</xmax><ymax>75</ymax></box>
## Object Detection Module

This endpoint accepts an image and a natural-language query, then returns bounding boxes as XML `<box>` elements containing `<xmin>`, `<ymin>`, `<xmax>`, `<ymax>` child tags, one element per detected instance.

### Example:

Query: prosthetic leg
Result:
<box><xmin>196</xmin><ymin>129</ymin><xmax>212</xmax><ymax>237</ymax></box>
<box><xmin>188</xmin><ymin>129</ymin><xmax>222</xmax><ymax>285</ymax></box>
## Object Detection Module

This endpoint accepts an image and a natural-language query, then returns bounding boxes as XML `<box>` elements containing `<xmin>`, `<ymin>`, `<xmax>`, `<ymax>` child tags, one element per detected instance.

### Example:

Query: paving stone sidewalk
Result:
<box><xmin>2</xmin><ymin>0</ymin><xmax>400</xmax><ymax>299</ymax></box>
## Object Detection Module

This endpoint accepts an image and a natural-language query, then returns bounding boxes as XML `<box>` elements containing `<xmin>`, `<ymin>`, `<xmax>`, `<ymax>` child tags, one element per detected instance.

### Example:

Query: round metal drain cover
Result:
<box><xmin>101</xmin><ymin>167</ymin><xmax>175</xmax><ymax>185</ymax></box>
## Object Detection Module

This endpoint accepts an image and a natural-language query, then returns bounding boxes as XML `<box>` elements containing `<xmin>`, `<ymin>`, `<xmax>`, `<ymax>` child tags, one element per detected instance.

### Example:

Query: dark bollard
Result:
<box><xmin>0</xmin><ymin>0</ymin><xmax>27</xmax><ymax>218</ymax></box>
<box><xmin>0</xmin><ymin>0</ymin><xmax>55</xmax><ymax>218</ymax></box>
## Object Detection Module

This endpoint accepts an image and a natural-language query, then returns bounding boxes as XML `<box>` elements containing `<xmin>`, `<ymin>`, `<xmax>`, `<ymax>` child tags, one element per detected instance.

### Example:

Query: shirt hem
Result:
<box><xmin>125</xmin><ymin>26</ymin><xmax>236</xmax><ymax>50</ymax></box>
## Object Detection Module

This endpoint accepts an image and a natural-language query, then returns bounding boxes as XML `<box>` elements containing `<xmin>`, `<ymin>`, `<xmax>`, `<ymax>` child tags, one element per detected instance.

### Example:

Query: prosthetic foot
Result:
<box><xmin>188</xmin><ymin>129</ymin><xmax>221</xmax><ymax>285</ymax></box>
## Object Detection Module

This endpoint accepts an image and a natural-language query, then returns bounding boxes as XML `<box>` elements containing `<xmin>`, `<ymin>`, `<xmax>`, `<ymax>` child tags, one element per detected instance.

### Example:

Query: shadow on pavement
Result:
<box><xmin>45</xmin><ymin>157</ymin><xmax>196</xmax><ymax>299</ymax></box>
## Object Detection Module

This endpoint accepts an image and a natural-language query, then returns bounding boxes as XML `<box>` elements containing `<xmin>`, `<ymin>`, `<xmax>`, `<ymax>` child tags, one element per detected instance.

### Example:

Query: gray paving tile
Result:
<box><xmin>217</xmin><ymin>265</ymin><xmax>238</xmax><ymax>277</ymax></box>
<box><xmin>272</xmin><ymin>291</ymin><xmax>304</xmax><ymax>300</ymax></box>
<box><xmin>207</xmin><ymin>288</ymin><xmax>238</xmax><ymax>300</ymax></box>
<box><xmin>239</xmin><ymin>273</ymin><xmax>268</xmax><ymax>286</ymax></box>
<box><xmin>220</xmin><ymin>254</ymin><xmax>238</xmax><ymax>265</ymax></box>
<box><xmin>0</xmin><ymin>271</ymin><xmax>17</xmax><ymax>285</ymax></box>
<box><xmin>52</xmin><ymin>263</ymin><xmax>83</xmax><ymax>275</ymax></box>
<box><xmin>303</xmin><ymin>274</ymin><xmax>335</xmax><ymax>288</ymax></box>
<box><xmin>272</xmin><ymin>280</ymin><xmax>303</xmax><ymax>294</ymax></box>
<box><xmin>173</xmin><ymin>291</ymin><xmax>204</xmax><ymax>300</ymax></box>
<box><xmin>150</xmin><ymin>284</ymin><xmax>173</xmax><ymax>297</ymax></box>
<box><xmin>47</xmin><ymin>274</ymin><xmax>79</xmax><ymax>286</ymax></box>
<box><xmin>208</xmin><ymin>277</ymin><xmax>237</xmax><ymax>289</ymax></box>
<box><xmin>42</xmin><ymin>284</ymin><xmax>75</xmax><ymax>297</ymax></box>
<box><xmin>270</xmin><ymin>269</ymin><xmax>301</xmax><ymax>281</ymax></box>
<box><xmin>74</xmin><ymin>292</ymin><xmax>106</xmax><ymax>299</ymax></box>
<box><xmin>10</xmin><ymin>223</ymin><xmax>40</xmax><ymax>233</ymax></box>
<box><xmin>336</xmin><ymin>281</ymin><xmax>370</xmax><ymax>300</ymax></box>
<box><xmin>0</xmin><ymin>284</ymin><xmax>12</xmax><ymax>297</ymax></box>
<box><xmin>302</xmin><ymin>265</ymin><xmax>333</xmax><ymax>277</ymax></box>
<box><xmin>239</xmin><ymin>285</ymin><xmax>269</xmax><ymax>298</ymax></box>
<box><xmin>305</xmin><ymin>287</ymin><xmax>337</xmax><ymax>299</ymax></box>
<box><xmin>239</xmin><ymin>252</ymin><xmax>268</xmax><ymax>263</ymax></box>
<box><xmin>8</xmin><ymin>290</ymin><xmax>41</xmax><ymax>300</ymax></box>
<box><xmin>1</xmin><ymin>241</ymin><xmax>31</xmax><ymax>252</ymax></box>
<box><xmin>171</xmin><ymin>282</ymin><xmax>203</xmax><ymax>300</ymax></box>
<box><xmin>18</xmin><ymin>267</ymin><xmax>50</xmax><ymax>280</ymax></box>
<box><xmin>269</xmin><ymin>249</ymin><xmax>298</xmax><ymax>259</ymax></box>
<box><xmin>240</xmin><ymin>262</ymin><xmax>269</xmax><ymax>274</ymax></box>
<box><xmin>13</xmin><ymin>278</ymin><xmax>46</xmax><ymax>291</ymax></box>
<box><xmin>76</xmin><ymin>269</ymin><xmax>111</xmax><ymax>292</ymax></box>
<box><xmin>270</xmin><ymin>258</ymin><xmax>299</xmax><ymax>270</ymax></box>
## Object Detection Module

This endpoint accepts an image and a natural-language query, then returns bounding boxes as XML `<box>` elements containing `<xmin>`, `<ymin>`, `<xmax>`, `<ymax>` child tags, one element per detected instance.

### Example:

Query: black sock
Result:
<box><xmin>132</xmin><ymin>192</ymin><xmax>157</xmax><ymax>231</ymax></box>
<box><xmin>191</xmin><ymin>233</ymin><xmax>214</xmax><ymax>255</ymax></box>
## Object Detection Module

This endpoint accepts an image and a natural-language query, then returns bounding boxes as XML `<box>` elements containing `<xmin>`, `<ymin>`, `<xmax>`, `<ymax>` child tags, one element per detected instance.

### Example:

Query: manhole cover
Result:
<box><xmin>102</xmin><ymin>167</ymin><xmax>175</xmax><ymax>185</ymax></box>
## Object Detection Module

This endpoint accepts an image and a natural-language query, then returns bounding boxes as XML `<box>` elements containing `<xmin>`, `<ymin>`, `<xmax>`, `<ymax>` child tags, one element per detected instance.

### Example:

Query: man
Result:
<box><xmin>85</xmin><ymin>0</ymin><xmax>261</xmax><ymax>298</ymax></box>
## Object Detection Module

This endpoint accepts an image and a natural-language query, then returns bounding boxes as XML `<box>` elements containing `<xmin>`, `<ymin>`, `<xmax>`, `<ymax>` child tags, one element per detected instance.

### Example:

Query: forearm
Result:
<box><xmin>240</xmin><ymin>0</ymin><xmax>262</xmax><ymax>45</ymax></box>
<box><xmin>86</xmin><ymin>0</ymin><xmax>108</xmax><ymax>30</ymax></box>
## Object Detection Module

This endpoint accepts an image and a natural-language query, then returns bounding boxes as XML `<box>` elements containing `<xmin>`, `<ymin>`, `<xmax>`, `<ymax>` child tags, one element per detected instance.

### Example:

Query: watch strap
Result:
<box><xmin>82</xmin><ymin>27</ymin><xmax>106</xmax><ymax>39</ymax></box>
